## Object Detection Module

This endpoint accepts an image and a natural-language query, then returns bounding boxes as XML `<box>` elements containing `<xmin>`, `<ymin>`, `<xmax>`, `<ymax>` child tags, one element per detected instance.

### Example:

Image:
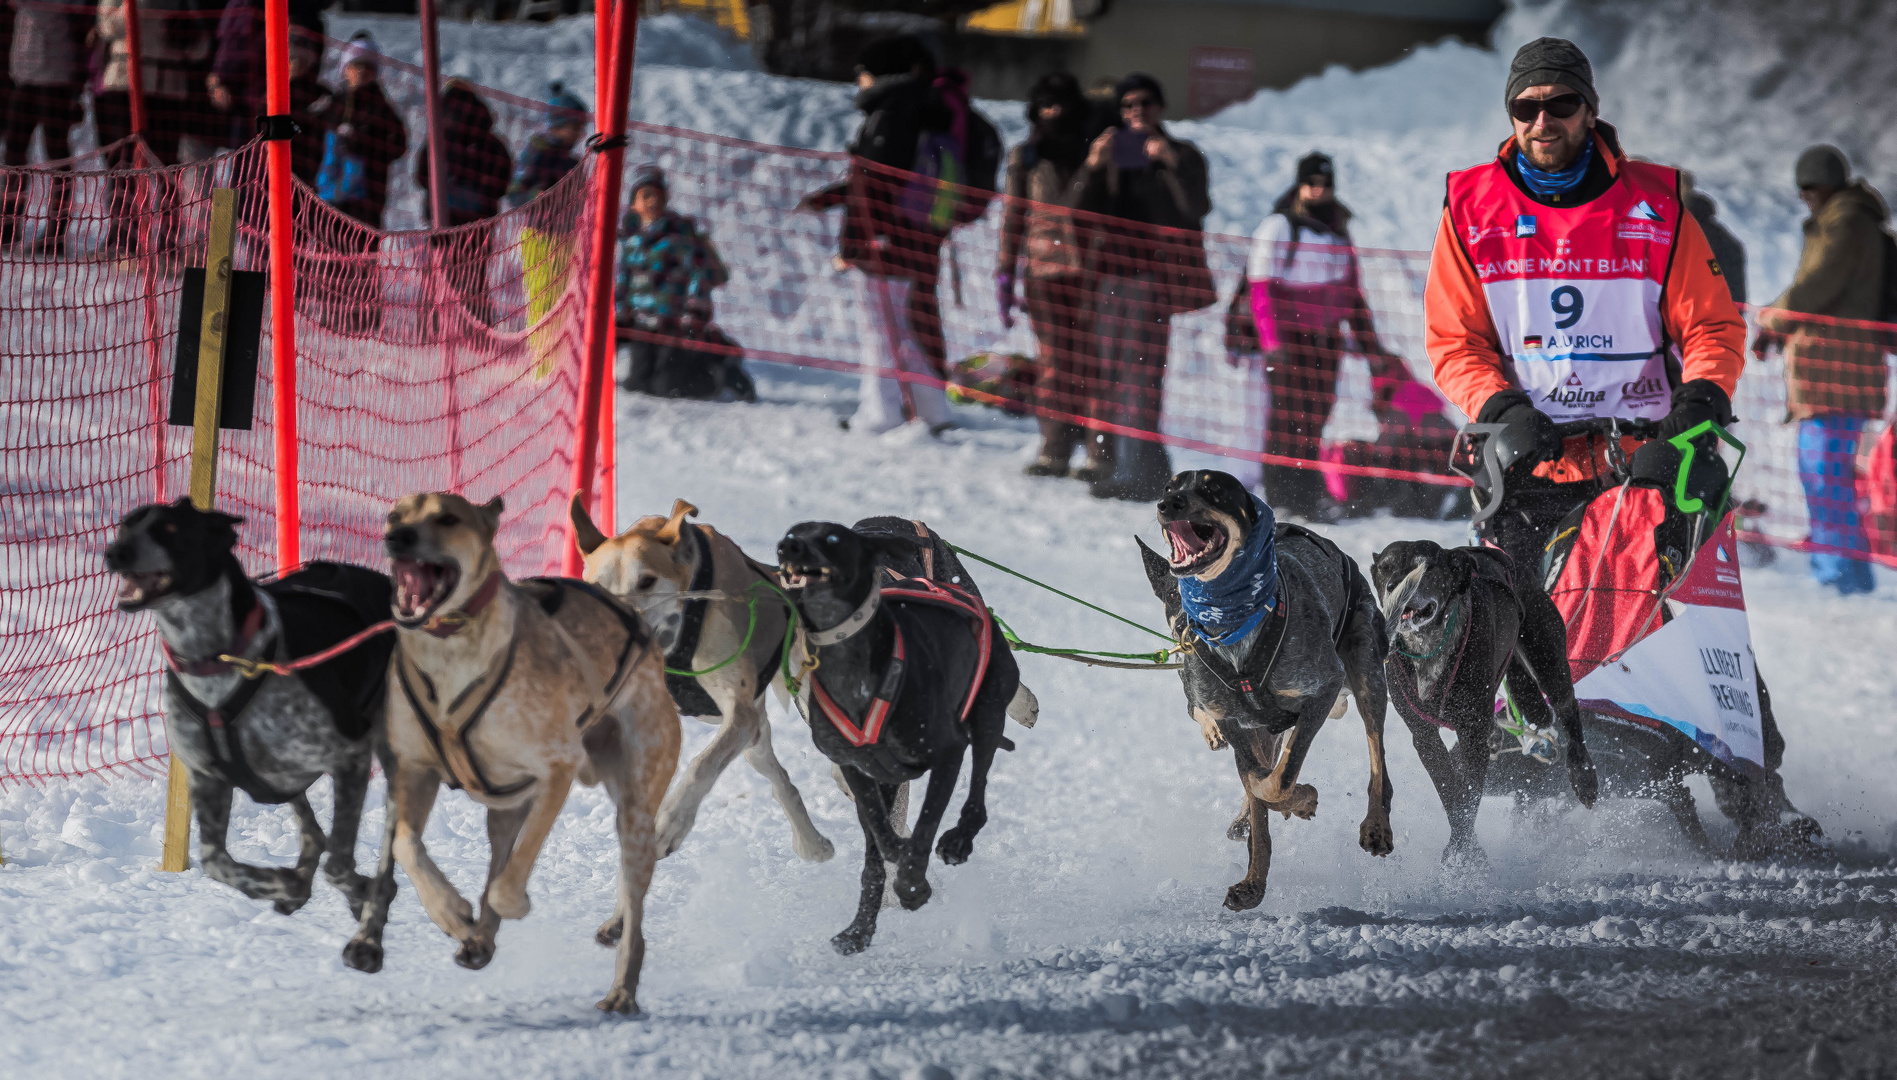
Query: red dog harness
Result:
<box><xmin>809</xmin><ymin>578</ymin><xmax>992</xmax><ymax>748</ymax></box>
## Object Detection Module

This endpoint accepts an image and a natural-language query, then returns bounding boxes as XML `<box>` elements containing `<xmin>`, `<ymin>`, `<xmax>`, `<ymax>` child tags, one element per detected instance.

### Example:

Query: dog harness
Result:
<box><xmin>1385</xmin><ymin>549</ymin><xmax>1517</xmax><ymax>732</ymax></box>
<box><xmin>661</xmin><ymin>523</ymin><xmax>726</xmax><ymax>718</ymax></box>
<box><xmin>807</xmin><ymin>578</ymin><xmax>992</xmax><ymax>748</ymax></box>
<box><xmin>164</xmin><ymin>567</ymin><xmax>395</xmax><ymax>804</ymax></box>
<box><xmin>396</xmin><ymin>577</ymin><xmax>651</xmax><ymax>799</ymax></box>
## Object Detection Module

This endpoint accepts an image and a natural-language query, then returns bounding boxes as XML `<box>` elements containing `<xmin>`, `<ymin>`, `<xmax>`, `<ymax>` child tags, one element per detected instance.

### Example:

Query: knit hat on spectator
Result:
<box><xmin>1297</xmin><ymin>152</ymin><xmax>1335</xmax><ymax>185</ymax></box>
<box><xmin>1115</xmin><ymin>72</ymin><xmax>1166</xmax><ymax>108</ymax></box>
<box><xmin>855</xmin><ymin>35</ymin><xmax>934</xmax><ymax>79</ymax></box>
<box><xmin>341</xmin><ymin>31</ymin><xmax>381</xmax><ymax>73</ymax></box>
<box><xmin>630</xmin><ymin>164</ymin><xmax>666</xmax><ymax>195</ymax></box>
<box><xmin>1794</xmin><ymin>145</ymin><xmax>1849</xmax><ymax>188</ymax></box>
<box><xmin>545</xmin><ymin>81</ymin><xmax>589</xmax><ymax>124</ymax></box>
<box><xmin>1504</xmin><ymin>37</ymin><xmax>1597</xmax><ymax>111</ymax></box>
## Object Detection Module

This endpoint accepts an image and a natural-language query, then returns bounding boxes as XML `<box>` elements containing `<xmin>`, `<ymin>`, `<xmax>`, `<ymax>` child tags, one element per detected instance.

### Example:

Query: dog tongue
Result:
<box><xmin>392</xmin><ymin>560</ymin><xmax>438</xmax><ymax>613</ymax></box>
<box><xmin>1165</xmin><ymin>521</ymin><xmax>1206</xmax><ymax>562</ymax></box>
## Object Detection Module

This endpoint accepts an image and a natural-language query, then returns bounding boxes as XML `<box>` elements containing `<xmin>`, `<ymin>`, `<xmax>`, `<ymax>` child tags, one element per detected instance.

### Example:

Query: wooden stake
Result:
<box><xmin>161</xmin><ymin>188</ymin><xmax>238</xmax><ymax>873</ymax></box>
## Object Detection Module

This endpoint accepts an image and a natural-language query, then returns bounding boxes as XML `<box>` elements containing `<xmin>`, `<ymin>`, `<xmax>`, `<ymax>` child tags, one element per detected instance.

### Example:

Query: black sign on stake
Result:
<box><xmin>168</xmin><ymin>267</ymin><xmax>267</xmax><ymax>429</ymax></box>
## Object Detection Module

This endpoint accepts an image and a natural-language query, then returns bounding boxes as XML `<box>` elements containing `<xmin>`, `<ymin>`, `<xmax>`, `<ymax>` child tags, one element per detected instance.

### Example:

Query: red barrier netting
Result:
<box><xmin>608</xmin><ymin>133</ymin><xmax>1894</xmax><ymax>556</ymax></box>
<box><xmin>3</xmin><ymin>15</ymin><xmax>1893</xmax><ymax>786</ymax></box>
<box><xmin>0</xmin><ymin>137</ymin><xmax>600</xmax><ymax>787</ymax></box>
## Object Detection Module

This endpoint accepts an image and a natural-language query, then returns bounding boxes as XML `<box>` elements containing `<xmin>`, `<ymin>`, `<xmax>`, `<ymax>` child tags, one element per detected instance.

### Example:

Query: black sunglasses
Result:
<box><xmin>1508</xmin><ymin>93</ymin><xmax>1585</xmax><ymax>123</ymax></box>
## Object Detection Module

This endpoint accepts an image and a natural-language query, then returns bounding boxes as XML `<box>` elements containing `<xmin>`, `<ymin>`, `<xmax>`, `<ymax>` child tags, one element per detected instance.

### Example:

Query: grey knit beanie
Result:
<box><xmin>1505</xmin><ymin>37</ymin><xmax>1598</xmax><ymax>111</ymax></box>
<box><xmin>1794</xmin><ymin>145</ymin><xmax>1849</xmax><ymax>188</ymax></box>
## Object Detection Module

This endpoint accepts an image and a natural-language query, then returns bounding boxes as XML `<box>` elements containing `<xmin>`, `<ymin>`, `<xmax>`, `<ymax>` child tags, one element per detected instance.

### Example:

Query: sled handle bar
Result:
<box><xmin>1451</xmin><ymin>416</ymin><xmax>1745</xmax><ymax>524</ymax></box>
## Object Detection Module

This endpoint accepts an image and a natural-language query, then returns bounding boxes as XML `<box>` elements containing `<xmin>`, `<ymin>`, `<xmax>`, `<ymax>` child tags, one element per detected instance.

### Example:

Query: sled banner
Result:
<box><xmin>1573</xmin><ymin>516</ymin><xmax>1767</xmax><ymax>773</ymax></box>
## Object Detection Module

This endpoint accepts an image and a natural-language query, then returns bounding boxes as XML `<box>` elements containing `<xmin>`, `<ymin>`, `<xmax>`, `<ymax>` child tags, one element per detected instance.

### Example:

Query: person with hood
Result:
<box><xmin>3</xmin><ymin>0</ymin><xmax>92</xmax><ymax>252</ymax></box>
<box><xmin>1000</xmin><ymin>71</ymin><xmax>1099</xmax><ymax>478</ymax></box>
<box><xmin>504</xmin><ymin>82</ymin><xmax>586</xmax><ymax>209</ymax></box>
<box><xmin>1245</xmin><ymin>151</ymin><xmax>1387</xmax><ymax>517</ymax></box>
<box><xmin>798</xmin><ymin>34</ymin><xmax>957</xmax><ymax>435</ymax></box>
<box><xmin>1754</xmin><ymin>145</ymin><xmax>1889</xmax><ymax>597</ymax></box>
<box><xmin>416</xmin><ymin>78</ymin><xmax>512</xmax><ymax>324</ymax></box>
<box><xmin>1069</xmin><ymin>72</ymin><xmax>1212</xmax><ymax>500</ymax></box>
<box><xmin>613</xmin><ymin>164</ymin><xmax>734</xmax><ymax>399</ymax></box>
<box><xmin>311</xmin><ymin>30</ymin><xmax>407</xmax><ymax>229</ymax></box>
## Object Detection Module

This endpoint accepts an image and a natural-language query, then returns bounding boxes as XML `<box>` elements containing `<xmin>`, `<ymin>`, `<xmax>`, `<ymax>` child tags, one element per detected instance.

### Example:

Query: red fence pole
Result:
<box><xmin>266</xmin><ymin>0</ymin><xmax>299</xmax><ymax>568</ymax></box>
<box><xmin>418</xmin><ymin>0</ymin><xmax>449</xmax><ymax>232</ymax></box>
<box><xmin>592</xmin><ymin>0</ymin><xmax>617</xmax><ymax>538</ymax></box>
<box><xmin>563</xmin><ymin>0</ymin><xmax>636</xmax><ymax>575</ymax></box>
<box><xmin>122</xmin><ymin>0</ymin><xmax>149</xmax><ymax>149</ymax></box>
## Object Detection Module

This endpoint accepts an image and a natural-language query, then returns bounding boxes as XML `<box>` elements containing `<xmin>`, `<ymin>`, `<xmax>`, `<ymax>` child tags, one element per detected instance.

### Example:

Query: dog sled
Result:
<box><xmin>1454</xmin><ymin>416</ymin><xmax>1783</xmax><ymax>837</ymax></box>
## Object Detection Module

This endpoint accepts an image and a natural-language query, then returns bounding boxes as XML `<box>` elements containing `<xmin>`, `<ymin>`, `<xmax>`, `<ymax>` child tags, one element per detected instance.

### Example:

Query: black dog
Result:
<box><xmin>1138</xmin><ymin>470</ymin><xmax>1394</xmax><ymax>912</ymax></box>
<box><xmin>1371</xmin><ymin>540</ymin><xmax>1599</xmax><ymax>864</ymax></box>
<box><xmin>777</xmin><ymin>521</ymin><xmax>1020</xmax><ymax>954</ymax></box>
<box><xmin>104</xmin><ymin>500</ymin><xmax>403</xmax><ymax>968</ymax></box>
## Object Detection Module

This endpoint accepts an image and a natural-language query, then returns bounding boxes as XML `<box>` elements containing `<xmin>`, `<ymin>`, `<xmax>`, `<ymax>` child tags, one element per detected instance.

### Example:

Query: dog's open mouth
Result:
<box><xmin>391</xmin><ymin>557</ymin><xmax>460</xmax><ymax>623</ymax></box>
<box><xmin>1400</xmin><ymin>599</ymin><xmax>1440</xmax><ymax>630</ymax></box>
<box><xmin>778</xmin><ymin>563</ymin><xmax>832</xmax><ymax>591</ymax></box>
<box><xmin>1163</xmin><ymin>518</ymin><xmax>1228</xmax><ymax>574</ymax></box>
<box><xmin>114</xmin><ymin>571</ymin><xmax>173</xmax><ymax>610</ymax></box>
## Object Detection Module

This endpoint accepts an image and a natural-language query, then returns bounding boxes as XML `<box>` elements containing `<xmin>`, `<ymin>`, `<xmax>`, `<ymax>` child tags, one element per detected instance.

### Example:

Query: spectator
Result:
<box><xmin>284</xmin><ymin>34</ymin><xmax>327</xmax><ymax>186</ymax></box>
<box><xmin>1755</xmin><ymin>145</ymin><xmax>1889</xmax><ymax>596</ymax></box>
<box><xmin>798</xmin><ymin>34</ymin><xmax>957</xmax><ymax>436</ymax></box>
<box><xmin>208</xmin><ymin>0</ymin><xmax>325</xmax><ymax>149</ymax></box>
<box><xmin>613</xmin><ymin>164</ymin><xmax>735</xmax><ymax>399</ymax></box>
<box><xmin>415</xmin><ymin>78</ymin><xmax>512</xmax><ymax>324</ymax></box>
<box><xmin>94</xmin><ymin>0</ymin><xmax>210</xmax><ymax>167</ymax></box>
<box><xmin>999</xmin><ymin>71</ymin><xmax>1100</xmax><ymax>478</ymax></box>
<box><xmin>1070</xmin><ymin>72</ymin><xmax>1211</xmax><ymax>500</ymax></box>
<box><xmin>504</xmin><ymin>81</ymin><xmax>585</xmax><ymax>209</ymax></box>
<box><xmin>1684</xmin><ymin>175</ymin><xmax>1747</xmax><ymax>305</ymax></box>
<box><xmin>311</xmin><ymin>31</ymin><xmax>407</xmax><ymax>229</ymax></box>
<box><xmin>3</xmin><ymin>0</ymin><xmax>91</xmax><ymax>253</ymax></box>
<box><xmin>1245</xmin><ymin>151</ymin><xmax>1387</xmax><ymax>518</ymax></box>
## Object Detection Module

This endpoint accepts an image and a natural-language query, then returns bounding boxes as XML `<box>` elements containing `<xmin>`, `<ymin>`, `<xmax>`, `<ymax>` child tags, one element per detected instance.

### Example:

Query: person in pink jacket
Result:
<box><xmin>1246</xmin><ymin>152</ymin><xmax>1387</xmax><ymax>517</ymax></box>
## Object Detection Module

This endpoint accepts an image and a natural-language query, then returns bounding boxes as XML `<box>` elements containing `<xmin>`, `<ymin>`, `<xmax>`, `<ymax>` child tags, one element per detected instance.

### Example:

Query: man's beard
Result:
<box><xmin>1519</xmin><ymin>127</ymin><xmax>1588</xmax><ymax>171</ymax></box>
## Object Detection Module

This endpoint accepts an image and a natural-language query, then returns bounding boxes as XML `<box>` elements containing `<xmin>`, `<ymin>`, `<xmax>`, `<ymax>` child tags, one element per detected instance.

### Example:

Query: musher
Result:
<box><xmin>1423</xmin><ymin>37</ymin><xmax>1819</xmax><ymax>854</ymax></box>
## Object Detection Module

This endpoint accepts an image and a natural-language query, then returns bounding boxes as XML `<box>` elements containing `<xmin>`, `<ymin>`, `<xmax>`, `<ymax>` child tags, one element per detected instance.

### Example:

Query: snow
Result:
<box><xmin>5</xmin><ymin>370</ymin><xmax>1896</xmax><ymax>1075</ymax></box>
<box><xmin>7</xmin><ymin>3</ymin><xmax>1897</xmax><ymax>1073</ymax></box>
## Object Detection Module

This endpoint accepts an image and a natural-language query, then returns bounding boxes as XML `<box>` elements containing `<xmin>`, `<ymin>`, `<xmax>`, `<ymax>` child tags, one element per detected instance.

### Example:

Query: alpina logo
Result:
<box><xmin>1565</xmin><ymin>373</ymin><xmax>1584</xmax><ymax>386</ymax></box>
<box><xmin>1543</xmin><ymin>375</ymin><xmax>1606</xmax><ymax>407</ymax></box>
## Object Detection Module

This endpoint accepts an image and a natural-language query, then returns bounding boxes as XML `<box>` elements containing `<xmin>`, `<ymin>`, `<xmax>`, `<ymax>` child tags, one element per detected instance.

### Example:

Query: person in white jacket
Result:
<box><xmin>1245</xmin><ymin>151</ymin><xmax>1386</xmax><ymax>517</ymax></box>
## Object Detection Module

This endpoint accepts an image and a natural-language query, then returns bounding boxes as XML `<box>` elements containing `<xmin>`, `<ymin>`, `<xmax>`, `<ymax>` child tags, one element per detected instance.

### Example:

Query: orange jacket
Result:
<box><xmin>1425</xmin><ymin>130</ymin><xmax>1747</xmax><ymax>482</ymax></box>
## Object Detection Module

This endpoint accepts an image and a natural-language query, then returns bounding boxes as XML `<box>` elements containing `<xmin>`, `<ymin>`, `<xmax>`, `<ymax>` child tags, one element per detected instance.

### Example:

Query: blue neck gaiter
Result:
<box><xmin>1177</xmin><ymin>495</ymin><xmax>1279</xmax><ymax>646</ymax></box>
<box><xmin>1516</xmin><ymin>135</ymin><xmax>1594</xmax><ymax>198</ymax></box>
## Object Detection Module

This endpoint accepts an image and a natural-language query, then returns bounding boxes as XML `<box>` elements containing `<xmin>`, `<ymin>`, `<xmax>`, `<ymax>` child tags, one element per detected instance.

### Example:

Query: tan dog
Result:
<box><xmin>375</xmin><ymin>493</ymin><xmax>681</xmax><ymax>1014</ymax></box>
<box><xmin>571</xmin><ymin>496</ymin><xmax>832</xmax><ymax>863</ymax></box>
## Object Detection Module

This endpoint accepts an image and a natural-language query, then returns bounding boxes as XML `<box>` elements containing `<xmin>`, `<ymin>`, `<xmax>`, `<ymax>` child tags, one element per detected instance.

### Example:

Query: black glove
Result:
<box><xmin>1654</xmin><ymin>379</ymin><xmax>1735</xmax><ymax>441</ymax></box>
<box><xmin>1477</xmin><ymin>389</ymin><xmax>1563</xmax><ymax>466</ymax></box>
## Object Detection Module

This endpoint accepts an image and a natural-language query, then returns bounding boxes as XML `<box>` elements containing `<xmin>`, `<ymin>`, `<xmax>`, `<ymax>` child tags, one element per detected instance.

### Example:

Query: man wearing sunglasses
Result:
<box><xmin>1425</xmin><ymin>39</ymin><xmax>1819</xmax><ymax>856</ymax></box>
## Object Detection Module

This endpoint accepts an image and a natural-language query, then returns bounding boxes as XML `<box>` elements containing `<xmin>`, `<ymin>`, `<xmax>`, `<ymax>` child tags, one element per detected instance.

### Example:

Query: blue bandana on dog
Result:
<box><xmin>1178</xmin><ymin>495</ymin><xmax>1278</xmax><ymax>646</ymax></box>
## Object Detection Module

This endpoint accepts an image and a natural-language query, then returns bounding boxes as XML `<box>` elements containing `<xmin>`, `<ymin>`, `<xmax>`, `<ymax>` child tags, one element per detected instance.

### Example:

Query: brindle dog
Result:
<box><xmin>1138</xmin><ymin>470</ymin><xmax>1394</xmax><ymax>911</ymax></box>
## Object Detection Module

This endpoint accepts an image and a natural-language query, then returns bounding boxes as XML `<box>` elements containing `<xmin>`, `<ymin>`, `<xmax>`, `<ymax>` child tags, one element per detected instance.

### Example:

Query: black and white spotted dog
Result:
<box><xmin>1137</xmin><ymin>470</ymin><xmax>1395</xmax><ymax>911</ymax></box>
<box><xmin>105</xmin><ymin>500</ymin><xmax>403</xmax><ymax>970</ymax></box>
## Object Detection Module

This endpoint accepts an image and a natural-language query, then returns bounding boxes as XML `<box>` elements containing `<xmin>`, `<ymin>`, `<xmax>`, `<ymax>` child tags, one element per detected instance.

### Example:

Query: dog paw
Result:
<box><xmin>486</xmin><ymin>882</ymin><xmax>531</xmax><ymax>920</ymax></box>
<box><xmin>1269</xmin><ymin>783</ymin><xmax>1318</xmax><ymax>820</ymax></box>
<box><xmin>595</xmin><ymin>916</ymin><xmax>624</xmax><ymax>948</ymax></box>
<box><xmin>454</xmin><ymin>938</ymin><xmax>495</xmax><ymax>970</ymax></box>
<box><xmin>273</xmin><ymin>896</ymin><xmax>309</xmax><ymax>916</ymax></box>
<box><xmin>894</xmin><ymin>873</ymin><xmax>933</xmax><ymax>911</ymax></box>
<box><xmin>935</xmin><ymin>827</ymin><xmax>974</xmax><ymax>866</ymax></box>
<box><xmin>792</xmin><ymin>830</ymin><xmax>835</xmax><ymax>863</ymax></box>
<box><xmin>594</xmin><ymin>989</ymin><xmax>641</xmax><ymax>1015</ymax></box>
<box><xmin>1223</xmin><ymin>880</ymin><xmax>1266</xmax><ymax>911</ymax></box>
<box><xmin>653</xmin><ymin>808</ymin><xmax>695</xmax><ymax>860</ymax></box>
<box><xmin>1226</xmin><ymin>813</ymin><xmax>1250</xmax><ymax>842</ymax></box>
<box><xmin>832</xmin><ymin>927</ymin><xmax>872</xmax><ymax>956</ymax></box>
<box><xmin>1359</xmin><ymin>813</ymin><xmax>1395</xmax><ymax>858</ymax></box>
<box><xmin>342</xmin><ymin>936</ymin><xmax>384</xmax><ymax>974</ymax></box>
